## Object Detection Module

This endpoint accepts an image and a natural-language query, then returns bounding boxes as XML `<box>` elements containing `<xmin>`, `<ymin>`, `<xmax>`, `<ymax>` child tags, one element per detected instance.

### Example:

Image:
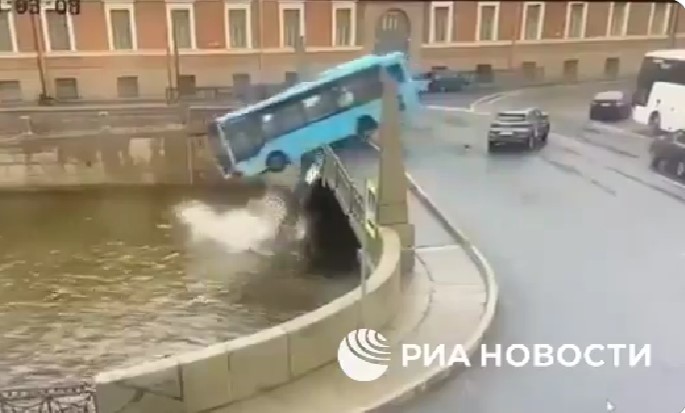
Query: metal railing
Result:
<box><xmin>320</xmin><ymin>145</ymin><xmax>365</xmax><ymax>239</ymax></box>
<box><xmin>0</xmin><ymin>383</ymin><xmax>96</xmax><ymax>413</ymax></box>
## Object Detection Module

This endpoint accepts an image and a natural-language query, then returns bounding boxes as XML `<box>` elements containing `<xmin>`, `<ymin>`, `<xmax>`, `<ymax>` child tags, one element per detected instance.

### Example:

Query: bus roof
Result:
<box><xmin>218</xmin><ymin>52</ymin><xmax>406</xmax><ymax>122</ymax></box>
<box><xmin>644</xmin><ymin>49</ymin><xmax>685</xmax><ymax>60</ymax></box>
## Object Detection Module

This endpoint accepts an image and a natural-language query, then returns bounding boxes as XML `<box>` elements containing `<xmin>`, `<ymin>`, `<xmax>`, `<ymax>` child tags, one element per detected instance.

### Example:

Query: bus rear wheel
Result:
<box><xmin>266</xmin><ymin>151</ymin><xmax>289</xmax><ymax>173</ymax></box>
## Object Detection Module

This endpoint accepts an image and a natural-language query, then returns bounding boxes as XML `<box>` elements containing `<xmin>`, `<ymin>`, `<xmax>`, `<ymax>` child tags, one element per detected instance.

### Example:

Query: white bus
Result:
<box><xmin>632</xmin><ymin>49</ymin><xmax>685</xmax><ymax>135</ymax></box>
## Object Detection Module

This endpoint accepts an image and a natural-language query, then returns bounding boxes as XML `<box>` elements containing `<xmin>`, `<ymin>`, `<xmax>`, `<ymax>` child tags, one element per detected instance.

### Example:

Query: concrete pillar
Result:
<box><xmin>376</xmin><ymin>72</ymin><xmax>415</xmax><ymax>273</ymax></box>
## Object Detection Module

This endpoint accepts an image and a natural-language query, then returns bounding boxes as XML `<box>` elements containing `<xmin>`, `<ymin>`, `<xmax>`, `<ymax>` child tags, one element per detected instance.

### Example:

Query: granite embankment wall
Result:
<box><xmin>0</xmin><ymin>132</ymin><xmax>223</xmax><ymax>188</ymax></box>
<box><xmin>94</xmin><ymin>226</ymin><xmax>401</xmax><ymax>413</ymax></box>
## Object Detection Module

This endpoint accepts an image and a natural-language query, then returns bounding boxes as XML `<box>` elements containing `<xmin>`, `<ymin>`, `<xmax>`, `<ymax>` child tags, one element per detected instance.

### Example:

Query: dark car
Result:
<box><xmin>649</xmin><ymin>129</ymin><xmax>685</xmax><ymax>179</ymax></box>
<box><xmin>427</xmin><ymin>70</ymin><xmax>471</xmax><ymax>93</ymax></box>
<box><xmin>589</xmin><ymin>90</ymin><xmax>632</xmax><ymax>121</ymax></box>
<box><xmin>488</xmin><ymin>108</ymin><xmax>550</xmax><ymax>153</ymax></box>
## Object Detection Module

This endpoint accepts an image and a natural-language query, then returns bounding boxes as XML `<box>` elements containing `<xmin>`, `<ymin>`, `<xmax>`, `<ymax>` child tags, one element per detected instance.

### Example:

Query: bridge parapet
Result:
<box><xmin>319</xmin><ymin>145</ymin><xmax>365</xmax><ymax>241</ymax></box>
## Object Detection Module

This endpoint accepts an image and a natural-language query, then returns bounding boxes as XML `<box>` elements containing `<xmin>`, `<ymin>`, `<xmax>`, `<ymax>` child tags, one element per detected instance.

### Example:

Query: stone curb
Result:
<box><xmin>364</xmin><ymin>142</ymin><xmax>499</xmax><ymax>412</ymax></box>
<box><xmin>458</xmin><ymin>76</ymin><xmax>633</xmax><ymax>96</ymax></box>
<box><xmin>93</xmin><ymin>227</ymin><xmax>403</xmax><ymax>413</ymax></box>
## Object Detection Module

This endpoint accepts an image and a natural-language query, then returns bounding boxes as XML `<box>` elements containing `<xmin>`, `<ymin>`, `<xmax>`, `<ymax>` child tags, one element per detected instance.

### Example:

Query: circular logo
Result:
<box><xmin>337</xmin><ymin>329</ymin><xmax>391</xmax><ymax>382</ymax></box>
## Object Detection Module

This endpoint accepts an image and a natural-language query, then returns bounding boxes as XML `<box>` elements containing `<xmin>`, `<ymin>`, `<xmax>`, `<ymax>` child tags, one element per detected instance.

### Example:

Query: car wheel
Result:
<box><xmin>677</xmin><ymin>161</ymin><xmax>685</xmax><ymax>178</ymax></box>
<box><xmin>649</xmin><ymin>112</ymin><xmax>661</xmax><ymax>136</ymax></box>
<box><xmin>266</xmin><ymin>151</ymin><xmax>289</xmax><ymax>173</ymax></box>
<box><xmin>651</xmin><ymin>157</ymin><xmax>668</xmax><ymax>173</ymax></box>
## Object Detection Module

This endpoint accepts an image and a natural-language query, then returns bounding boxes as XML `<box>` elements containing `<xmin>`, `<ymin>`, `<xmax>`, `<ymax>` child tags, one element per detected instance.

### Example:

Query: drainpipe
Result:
<box><xmin>172</xmin><ymin>26</ymin><xmax>181</xmax><ymax>102</ymax></box>
<box><xmin>31</xmin><ymin>14</ymin><xmax>49</xmax><ymax>104</ymax></box>
<box><xmin>508</xmin><ymin>2</ymin><xmax>523</xmax><ymax>71</ymax></box>
<box><xmin>258</xmin><ymin>0</ymin><xmax>264</xmax><ymax>83</ymax></box>
<box><xmin>669</xmin><ymin>4</ymin><xmax>679</xmax><ymax>48</ymax></box>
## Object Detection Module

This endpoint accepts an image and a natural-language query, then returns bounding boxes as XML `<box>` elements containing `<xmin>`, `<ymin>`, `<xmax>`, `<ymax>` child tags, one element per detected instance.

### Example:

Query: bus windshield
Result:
<box><xmin>633</xmin><ymin>55</ymin><xmax>685</xmax><ymax>106</ymax></box>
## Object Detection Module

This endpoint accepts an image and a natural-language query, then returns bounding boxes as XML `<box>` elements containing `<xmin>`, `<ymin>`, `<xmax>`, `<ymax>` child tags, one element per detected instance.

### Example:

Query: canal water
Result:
<box><xmin>0</xmin><ymin>184</ymin><xmax>356</xmax><ymax>388</ymax></box>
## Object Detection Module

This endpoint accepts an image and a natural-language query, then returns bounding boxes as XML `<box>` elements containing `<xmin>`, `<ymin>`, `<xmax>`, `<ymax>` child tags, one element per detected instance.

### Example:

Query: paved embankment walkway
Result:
<box><xmin>213</xmin><ymin>149</ymin><xmax>496</xmax><ymax>411</ymax></box>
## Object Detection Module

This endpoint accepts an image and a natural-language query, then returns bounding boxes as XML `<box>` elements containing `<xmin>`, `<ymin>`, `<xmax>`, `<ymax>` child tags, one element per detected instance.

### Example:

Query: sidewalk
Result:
<box><xmin>214</xmin><ymin>188</ymin><xmax>495</xmax><ymax>412</ymax></box>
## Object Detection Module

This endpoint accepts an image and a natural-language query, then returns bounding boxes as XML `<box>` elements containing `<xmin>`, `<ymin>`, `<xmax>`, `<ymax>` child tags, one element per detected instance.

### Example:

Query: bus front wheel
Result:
<box><xmin>649</xmin><ymin>112</ymin><xmax>661</xmax><ymax>136</ymax></box>
<box><xmin>266</xmin><ymin>151</ymin><xmax>289</xmax><ymax>173</ymax></box>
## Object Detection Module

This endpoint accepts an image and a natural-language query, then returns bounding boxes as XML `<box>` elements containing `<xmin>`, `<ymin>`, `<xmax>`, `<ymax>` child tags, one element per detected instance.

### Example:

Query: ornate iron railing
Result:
<box><xmin>0</xmin><ymin>383</ymin><xmax>96</xmax><ymax>413</ymax></box>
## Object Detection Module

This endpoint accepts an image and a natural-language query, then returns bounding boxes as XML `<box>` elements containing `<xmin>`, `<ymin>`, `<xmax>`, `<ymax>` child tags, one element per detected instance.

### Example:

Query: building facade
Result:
<box><xmin>0</xmin><ymin>0</ymin><xmax>683</xmax><ymax>102</ymax></box>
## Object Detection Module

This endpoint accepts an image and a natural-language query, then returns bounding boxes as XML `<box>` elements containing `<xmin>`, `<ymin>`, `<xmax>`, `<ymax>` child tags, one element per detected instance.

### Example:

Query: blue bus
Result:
<box><xmin>208</xmin><ymin>52</ymin><xmax>419</xmax><ymax>177</ymax></box>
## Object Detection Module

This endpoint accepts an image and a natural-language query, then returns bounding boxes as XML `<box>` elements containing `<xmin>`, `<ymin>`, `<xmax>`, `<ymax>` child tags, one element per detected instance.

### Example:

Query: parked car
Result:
<box><xmin>488</xmin><ymin>108</ymin><xmax>550</xmax><ymax>152</ymax></box>
<box><xmin>589</xmin><ymin>90</ymin><xmax>632</xmax><ymax>121</ymax></box>
<box><xmin>649</xmin><ymin>129</ymin><xmax>685</xmax><ymax>178</ymax></box>
<box><xmin>427</xmin><ymin>70</ymin><xmax>471</xmax><ymax>92</ymax></box>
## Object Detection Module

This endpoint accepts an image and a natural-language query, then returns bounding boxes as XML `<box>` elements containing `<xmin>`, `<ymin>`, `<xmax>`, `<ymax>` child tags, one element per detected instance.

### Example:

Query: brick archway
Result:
<box><xmin>374</xmin><ymin>8</ymin><xmax>411</xmax><ymax>55</ymax></box>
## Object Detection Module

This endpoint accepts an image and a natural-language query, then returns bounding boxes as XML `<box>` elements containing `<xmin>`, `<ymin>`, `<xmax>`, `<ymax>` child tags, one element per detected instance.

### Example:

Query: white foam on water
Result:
<box><xmin>175</xmin><ymin>192</ymin><xmax>289</xmax><ymax>255</ymax></box>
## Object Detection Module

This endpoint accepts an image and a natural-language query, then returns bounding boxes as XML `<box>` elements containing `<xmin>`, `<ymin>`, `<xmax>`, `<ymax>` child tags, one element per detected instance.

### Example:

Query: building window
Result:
<box><xmin>280</xmin><ymin>2</ymin><xmax>304</xmax><ymax>48</ymax></box>
<box><xmin>381</xmin><ymin>12</ymin><xmax>400</xmax><ymax>31</ymax></box>
<box><xmin>565</xmin><ymin>2</ymin><xmax>587</xmax><ymax>39</ymax></box>
<box><xmin>0</xmin><ymin>11</ymin><xmax>17</xmax><ymax>52</ymax></box>
<box><xmin>54</xmin><ymin>78</ymin><xmax>78</xmax><ymax>100</ymax></box>
<box><xmin>429</xmin><ymin>2</ymin><xmax>453</xmax><ymax>44</ymax></box>
<box><xmin>41</xmin><ymin>7</ymin><xmax>75</xmax><ymax>51</ymax></box>
<box><xmin>475</xmin><ymin>64</ymin><xmax>494</xmax><ymax>83</ymax></box>
<box><xmin>604</xmin><ymin>57</ymin><xmax>620</xmax><ymax>79</ymax></box>
<box><xmin>648</xmin><ymin>3</ymin><xmax>672</xmax><ymax>36</ymax></box>
<box><xmin>167</xmin><ymin>5</ymin><xmax>196</xmax><ymax>49</ymax></box>
<box><xmin>232</xmin><ymin>73</ymin><xmax>251</xmax><ymax>87</ymax></box>
<box><xmin>333</xmin><ymin>1</ymin><xmax>356</xmax><ymax>47</ymax></box>
<box><xmin>285</xmin><ymin>71</ymin><xmax>298</xmax><ymax>85</ymax></box>
<box><xmin>225</xmin><ymin>2</ymin><xmax>251</xmax><ymax>49</ymax></box>
<box><xmin>477</xmin><ymin>2</ymin><xmax>499</xmax><ymax>42</ymax></box>
<box><xmin>521</xmin><ymin>2</ymin><xmax>544</xmax><ymax>41</ymax></box>
<box><xmin>563</xmin><ymin>59</ymin><xmax>579</xmax><ymax>82</ymax></box>
<box><xmin>106</xmin><ymin>4</ymin><xmax>137</xmax><ymax>50</ymax></box>
<box><xmin>117</xmin><ymin>76</ymin><xmax>139</xmax><ymax>98</ymax></box>
<box><xmin>521</xmin><ymin>61</ymin><xmax>538</xmax><ymax>81</ymax></box>
<box><xmin>608</xmin><ymin>2</ymin><xmax>630</xmax><ymax>37</ymax></box>
<box><xmin>0</xmin><ymin>80</ymin><xmax>21</xmax><ymax>101</ymax></box>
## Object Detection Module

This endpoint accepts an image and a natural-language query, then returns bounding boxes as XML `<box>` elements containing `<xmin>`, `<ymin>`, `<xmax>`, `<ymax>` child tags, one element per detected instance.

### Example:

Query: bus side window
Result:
<box><xmin>339</xmin><ymin>68</ymin><xmax>383</xmax><ymax>106</ymax></box>
<box><xmin>337</xmin><ymin>87</ymin><xmax>354</xmax><ymax>108</ymax></box>
<box><xmin>261</xmin><ymin>113</ymin><xmax>275</xmax><ymax>138</ymax></box>
<box><xmin>270</xmin><ymin>100</ymin><xmax>307</xmax><ymax>136</ymax></box>
<box><xmin>303</xmin><ymin>93</ymin><xmax>331</xmax><ymax>122</ymax></box>
<box><xmin>386</xmin><ymin>64</ymin><xmax>406</xmax><ymax>84</ymax></box>
<box><xmin>319</xmin><ymin>88</ymin><xmax>342</xmax><ymax>116</ymax></box>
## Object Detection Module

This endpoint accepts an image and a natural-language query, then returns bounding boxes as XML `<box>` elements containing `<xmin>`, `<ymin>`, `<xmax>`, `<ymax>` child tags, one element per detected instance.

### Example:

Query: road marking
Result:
<box><xmin>415</xmin><ymin>244</ymin><xmax>463</xmax><ymax>252</ymax></box>
<box><xmin>425</xmin><ymin>105</ymin><xmax>492</xmax><ymax>117</ymax></box>
<box><xmin>469</xmin><ymin>90</ymin><xmax>521</xmax><ymax>111</ymax></box>
<box><xmin>586</xmin><ymin>121</ymin><xmax>651</xmax><ymax>141</ymax></box>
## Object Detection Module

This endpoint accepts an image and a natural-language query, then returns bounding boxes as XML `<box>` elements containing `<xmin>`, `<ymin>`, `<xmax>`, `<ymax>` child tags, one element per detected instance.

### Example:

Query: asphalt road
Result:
<box><xmin>400</xmin><ymin>82</ymin><xmax>685</xmax><ymax>413</ymax></box>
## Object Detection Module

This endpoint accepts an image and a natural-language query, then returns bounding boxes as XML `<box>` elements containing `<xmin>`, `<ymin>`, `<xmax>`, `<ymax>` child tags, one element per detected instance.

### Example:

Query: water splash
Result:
<box><xmin>175</xmin><ymin>192</ymin><xmax>289</xmax><ymax>256</ymax></box>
